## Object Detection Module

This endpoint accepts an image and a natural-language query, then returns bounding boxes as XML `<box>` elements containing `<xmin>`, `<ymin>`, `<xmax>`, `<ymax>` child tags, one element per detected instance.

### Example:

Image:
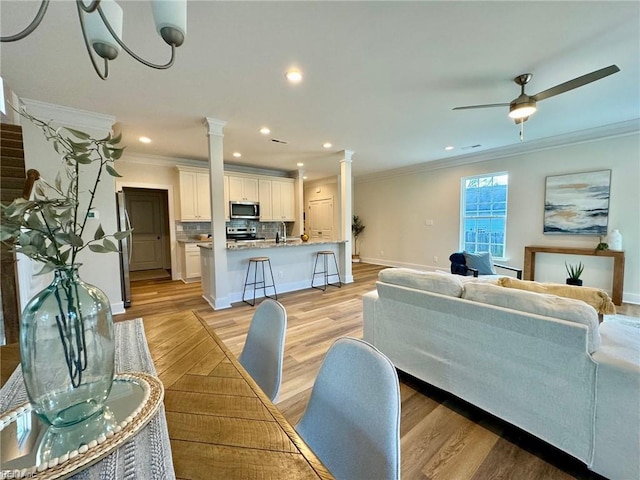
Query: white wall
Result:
<box><xmin>19</xmin><ymin>100</ymin><xmax>122</xmax><ymax>312</ymax></box>
<box><xmin>355</xmin><ymin>132</ymin><xmax>640</xmax><ymax>304</ymax></box>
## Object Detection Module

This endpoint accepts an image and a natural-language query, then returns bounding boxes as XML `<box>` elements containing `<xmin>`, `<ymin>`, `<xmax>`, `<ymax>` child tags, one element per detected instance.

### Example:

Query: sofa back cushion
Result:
<box><xmin>378</xmin><ymin>268</ymin><xmax>464</xmax><ymax>298</ymax></box>
<box><xmin>462</xmin><ymin>281</ymin><xmax>601</xmax><ymax>352</ymax></box>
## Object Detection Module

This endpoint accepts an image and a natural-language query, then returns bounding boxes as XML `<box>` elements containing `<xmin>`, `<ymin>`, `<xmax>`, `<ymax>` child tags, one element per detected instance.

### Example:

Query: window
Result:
<box><xmin>461</xmin><ymin>172</ymin><xmax>508</xmax><ymax>258</ymax></box>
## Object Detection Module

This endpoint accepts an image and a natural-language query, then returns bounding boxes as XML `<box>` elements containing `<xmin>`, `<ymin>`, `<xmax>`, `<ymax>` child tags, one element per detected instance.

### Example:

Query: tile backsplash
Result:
<box><xmin>176</xmin><ymin>220</ymin><xmax>293</xmax><ymax>241</ymax></box>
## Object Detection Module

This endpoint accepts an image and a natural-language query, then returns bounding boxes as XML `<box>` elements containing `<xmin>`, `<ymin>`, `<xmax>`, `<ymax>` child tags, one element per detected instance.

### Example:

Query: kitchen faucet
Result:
<box><xmin>280</xmin><ymin>221</ymin><xmax>287</xmax><ymax>244</ymax></box>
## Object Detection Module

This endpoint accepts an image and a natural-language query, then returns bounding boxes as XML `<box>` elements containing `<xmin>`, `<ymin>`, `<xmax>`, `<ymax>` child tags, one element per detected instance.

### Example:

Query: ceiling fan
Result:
<box><xmin>453</xmin><ymin>65</ymin><xmax>620</xmax><ymax>138</ymax></box>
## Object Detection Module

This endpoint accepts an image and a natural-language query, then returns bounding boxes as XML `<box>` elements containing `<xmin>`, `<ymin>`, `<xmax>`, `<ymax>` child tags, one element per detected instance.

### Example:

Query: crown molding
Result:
<box><xmin>21</xmin><ymin>98</ymin><xmax>115</xmax><ymax>131</ymax></box>
<box><xmin>355</xmin><ymin>119</ymin><xmax>640</xmax><ymax>184</ymax></box>
<box><xmin>121</xmin><ymin>151</ymin><xmax>208</xmax><ymax>169</ymax></box>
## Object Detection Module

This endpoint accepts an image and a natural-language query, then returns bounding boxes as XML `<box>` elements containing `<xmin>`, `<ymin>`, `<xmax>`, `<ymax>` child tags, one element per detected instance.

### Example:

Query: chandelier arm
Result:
<box><xmin>77</xmin><ymin>0</ymin><xmax>102</xmax><ymax>14</ymax></box>
<box><xmin>76</xmin><ymin>1</ymin><xmax>108</xmax><ymax>80</ymax></box>
<box><xmin>96</xmin><ymin>4</ymin><xmax>177</xmax><ymax>70</ymax></box>
<box><xmin>1</xmin><ymin>0</ymin><xmax>50</xmax><ymax>42</ymax></box>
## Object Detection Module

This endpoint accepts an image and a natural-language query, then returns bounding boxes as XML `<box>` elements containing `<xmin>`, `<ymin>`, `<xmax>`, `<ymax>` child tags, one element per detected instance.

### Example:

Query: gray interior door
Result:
<box><xmin>125</xmin><ymin>189</ymin><xmax>167</xmax><ymax>271</ymax></box>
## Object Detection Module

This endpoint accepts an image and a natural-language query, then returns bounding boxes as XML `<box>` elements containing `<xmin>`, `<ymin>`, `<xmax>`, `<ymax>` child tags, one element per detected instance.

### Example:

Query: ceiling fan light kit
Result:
<box><xmin>1</xmin><ymin>0</ymin><xmax>187</xmax><ymax>80</ymax></box>
<box><xmin>453</xmin><ymin>65</ymin><xmax>620</xmax><ymax>138</ymax></box>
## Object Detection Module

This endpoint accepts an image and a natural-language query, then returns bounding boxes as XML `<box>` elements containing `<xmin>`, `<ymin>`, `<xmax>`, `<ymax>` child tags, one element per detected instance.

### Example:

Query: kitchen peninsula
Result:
<box><xmin>199</xmin><ymin>239</ymin><xmax>348</xmax><ymax>306</ymax></box>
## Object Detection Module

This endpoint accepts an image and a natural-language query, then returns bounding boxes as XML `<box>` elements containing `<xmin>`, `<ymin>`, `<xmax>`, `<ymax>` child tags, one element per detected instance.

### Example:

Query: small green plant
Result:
<box><xmin>352</xmin><ymin>215</ymin><xmax>366</xmax><ymax>255</ymax></box>
<box><xmin>565</xmin><ymin>261</ymin><xmax>584</xmax><ymax>280</ymax></box>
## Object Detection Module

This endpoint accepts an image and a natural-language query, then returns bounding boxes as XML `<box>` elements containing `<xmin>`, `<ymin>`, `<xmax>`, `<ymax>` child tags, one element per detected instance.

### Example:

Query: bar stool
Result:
<box><xmin>242</xmin><ymin>257</ymin><xmax>278</xmax><ymax>306</ymax></box>
<box><xmin>311</xmin><ymin>251</ymin><xmax>342</xmax><ymax>291</ymax></box>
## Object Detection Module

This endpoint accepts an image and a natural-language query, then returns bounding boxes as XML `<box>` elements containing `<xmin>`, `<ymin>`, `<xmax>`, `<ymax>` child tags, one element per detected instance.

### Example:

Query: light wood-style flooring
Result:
<box><xmin>116</xmin><ymin>264</ymin><xmax>638</xmax><ymax>480</ymax></box>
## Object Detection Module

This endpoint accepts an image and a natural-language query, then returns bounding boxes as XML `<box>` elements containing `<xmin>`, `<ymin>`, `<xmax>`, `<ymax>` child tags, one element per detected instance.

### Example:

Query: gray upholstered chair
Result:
<box><xmin>295</xmin><ymin>337</ymin><xmax>401</xmax><ymax>480</ymax></box>
<box><xmin>238</xmin><ymin>299</ymin><xmax>287</xmax><ymax>402</ymax></box>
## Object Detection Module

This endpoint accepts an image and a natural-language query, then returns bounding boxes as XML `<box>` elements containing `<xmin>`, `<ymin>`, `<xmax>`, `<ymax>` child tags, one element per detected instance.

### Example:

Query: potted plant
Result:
<box><xmin>352</xmin><ymin>215</ymin><xmax>365</xmax><ymax>262</ymax></box>
<box><xmin>0</xmin><ymin>105</ymin><xmax>130</xmax><ymax>427</ymax></box>
<box><xmin>565</xmin><ymin>261</ymin><xmax>584</xmax><ymax>286</ymax></box>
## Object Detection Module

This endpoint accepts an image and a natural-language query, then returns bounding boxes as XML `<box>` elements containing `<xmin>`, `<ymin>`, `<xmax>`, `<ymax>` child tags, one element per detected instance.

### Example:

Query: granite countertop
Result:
<box><xmin>178</xmin><ymin>238</ymin><xmax>212</xmax><ymax>244</ymax></box>
<box><xmin>226</xmin><ymin>239</ymin><xmax>347</xmax><ymax>250</ymax></box>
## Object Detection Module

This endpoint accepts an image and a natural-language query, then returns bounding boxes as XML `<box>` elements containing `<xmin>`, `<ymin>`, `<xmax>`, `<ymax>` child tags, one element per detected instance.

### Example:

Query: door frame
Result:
<box><xmin>116</xmin><ymin>181</ymin><xmax>178</xmax><ymax>280</ymax></box>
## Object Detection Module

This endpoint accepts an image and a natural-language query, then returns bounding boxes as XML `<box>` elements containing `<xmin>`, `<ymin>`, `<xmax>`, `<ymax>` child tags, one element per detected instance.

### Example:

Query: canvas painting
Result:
<box><xmin>544</xmin><ymin>170</ymin><xmax>611</xmax><ymax>235</ymax></box>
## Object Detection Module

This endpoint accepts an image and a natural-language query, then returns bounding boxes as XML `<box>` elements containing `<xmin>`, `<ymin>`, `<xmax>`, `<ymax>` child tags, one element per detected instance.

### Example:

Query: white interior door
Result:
<box><xmin>126</xmin><ymin>190</ymin><xmax>166</xmax><ymax>271</ymax></box>
<box><xmin>308</xmin><ymin>197</ymin><xmax>334</xmax><ymax>241</ymax></box>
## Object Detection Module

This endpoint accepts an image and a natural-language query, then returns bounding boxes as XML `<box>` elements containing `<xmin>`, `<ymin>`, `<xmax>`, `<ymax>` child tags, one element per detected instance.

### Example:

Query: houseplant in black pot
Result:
<box><xmin>565</xmin><ymin>261</ymin><xmax>584</xmax><ymax>286</ymax></box>
<box><xmin>352</xmin><ymin>215</ymin><xmax>365</xmax><ymax>262</ymax></box>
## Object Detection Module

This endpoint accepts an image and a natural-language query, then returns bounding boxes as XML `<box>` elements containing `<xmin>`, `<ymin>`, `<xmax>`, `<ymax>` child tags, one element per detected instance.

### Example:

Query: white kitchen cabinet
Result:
<box><xmin>272</xmin><ymin>179</ymin><xmax>295</xmax><ymax>221</ymax></box>
<box><xmin>182</xmin><ymin>243</ymin><xmax>201</xmax><ymax>281</ymax></box>
<box><xmin>177</xmin><ymin>167</ymin><xmax>211</xmax><ymax>221</ymax></box>
<box><xmin>258</xmin><ymin>179</ymin><xmax>273</xmax><ymax>221</ymax></box>
<box><xmin>228</xmin><ymin>175</ymin><xmax>259</xmax><ymax>202</ymax></box>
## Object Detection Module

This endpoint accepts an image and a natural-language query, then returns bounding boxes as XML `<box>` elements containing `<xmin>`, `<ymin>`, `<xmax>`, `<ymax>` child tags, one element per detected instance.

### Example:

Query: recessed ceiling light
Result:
<box><xmin>139</xmin><ymin>136</ymin><xmax>151</xmax><ymax>144</ymax></box>
<box><xmin>285</xmin><ymin>68</ymin><xmax>303</xmax><ymax>83</ymax></box>
<box><xmin>323</xmin><ymin>142</ymin><xmax>332</xmax><ymax>149</ymax></box>
<box><xmin>260</xmin><ymin>127</ymin><xmax>270</xmax><ymax>135</ymax></box>
<box><xmin>233</xmin><ymin>152</ymin><xmax>242</xmax><ymax>158</ymax></box>
<box><xmin>303</xmin><ymin>176</ymin><xmax>308</xmax><ymax>180</ymax></box>
<box><xmin>445</xmin><ymin>146</ymin><xmax>455</xmax><ymax>151</ymax></box>
<box><xmin>297</xmin><ymin>162</ymin><xmax>304</xmax><ymax>167</ymax></box>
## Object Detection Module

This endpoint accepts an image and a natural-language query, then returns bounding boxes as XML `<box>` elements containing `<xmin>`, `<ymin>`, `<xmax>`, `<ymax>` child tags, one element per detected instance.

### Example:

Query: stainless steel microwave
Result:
<box><xmin>229</xmin><ymin>201</ymin><xmax>260</xmax><ymax>219</ymax></box>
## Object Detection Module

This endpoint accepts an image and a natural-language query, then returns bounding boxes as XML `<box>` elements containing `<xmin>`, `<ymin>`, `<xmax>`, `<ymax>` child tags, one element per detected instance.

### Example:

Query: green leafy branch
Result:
<box><xmin>0</xmin><ymin>106</ymin><xmax>132</xmax><ymax>274</ymax></box>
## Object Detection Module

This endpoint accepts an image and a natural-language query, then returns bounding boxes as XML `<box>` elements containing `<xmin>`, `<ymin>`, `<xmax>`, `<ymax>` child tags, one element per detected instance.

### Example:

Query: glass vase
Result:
<box><xmin>20</xmin><ymin>264</ymin><xmax>115</xmax><ymax>427</ymax></box>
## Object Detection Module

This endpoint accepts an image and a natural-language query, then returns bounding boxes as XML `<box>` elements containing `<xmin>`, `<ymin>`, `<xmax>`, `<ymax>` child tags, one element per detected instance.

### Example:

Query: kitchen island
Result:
<box><xmin>200</xmin><ymin>239</ymin><xmax>348</xmax><ymax>306</ymax></box>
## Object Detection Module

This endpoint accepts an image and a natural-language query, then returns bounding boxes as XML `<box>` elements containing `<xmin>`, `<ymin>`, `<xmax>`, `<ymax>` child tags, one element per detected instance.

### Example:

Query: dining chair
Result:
<box><xmin>238</xmin><ymin>299</ymin><xmax>287</xmax><ymax>402</ymax></box>
<box><xmin>295</xmin><ymin>337</ymin><xmax>401</xmax><ymax>480</ymax></box>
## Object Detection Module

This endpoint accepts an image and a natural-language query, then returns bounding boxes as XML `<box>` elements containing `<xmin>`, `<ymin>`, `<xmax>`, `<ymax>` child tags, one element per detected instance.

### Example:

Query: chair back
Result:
<box><xmin>450</xmin><ymin>251</ymin><xmax>468</xmax><ymax>275</ymax></box>
<box><xmin>295</xmin><ymin>337</ymin><xmax>401</xmax><ymax>480</ymax></box>
<box><xmin>239</xmin><ymin>299</ymin><xmax>287</xmax><ymax>402</ymax></box>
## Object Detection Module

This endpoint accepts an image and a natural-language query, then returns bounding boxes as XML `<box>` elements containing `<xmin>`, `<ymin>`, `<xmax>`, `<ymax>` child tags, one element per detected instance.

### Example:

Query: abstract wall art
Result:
<box><xmin>544</xmin><ymin>170</ymin><xmax>611</xmax><ymax>235</ymax></box>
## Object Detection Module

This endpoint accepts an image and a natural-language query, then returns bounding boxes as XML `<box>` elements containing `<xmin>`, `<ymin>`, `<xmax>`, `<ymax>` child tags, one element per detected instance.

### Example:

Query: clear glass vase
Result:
<box><xmin>20</xmin><ymin>264</ymin><xmax>115</xmax><ymax>427</ymax></box>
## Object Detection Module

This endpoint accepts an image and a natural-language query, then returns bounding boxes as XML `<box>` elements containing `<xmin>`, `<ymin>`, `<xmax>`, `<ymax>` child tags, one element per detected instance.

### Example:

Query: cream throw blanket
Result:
<box><xmin>497</xmin><ymin>277</ymin><xmax>616</xmax><ymax>315</ymax></box>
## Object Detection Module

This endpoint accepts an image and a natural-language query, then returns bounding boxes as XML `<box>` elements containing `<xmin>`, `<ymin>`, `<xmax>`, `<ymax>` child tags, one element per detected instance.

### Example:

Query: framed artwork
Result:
<box><xmin>544</xmin><ymin>169</ymin><xmax>611</xmax><ymax>235</ymax></box>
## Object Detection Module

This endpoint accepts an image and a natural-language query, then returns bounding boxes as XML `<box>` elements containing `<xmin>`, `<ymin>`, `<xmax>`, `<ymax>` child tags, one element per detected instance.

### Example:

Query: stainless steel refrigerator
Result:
<box><xmin>116</xmin><ymin>191</ymin><xmax>132</xmax><ymax>307</ymax></box>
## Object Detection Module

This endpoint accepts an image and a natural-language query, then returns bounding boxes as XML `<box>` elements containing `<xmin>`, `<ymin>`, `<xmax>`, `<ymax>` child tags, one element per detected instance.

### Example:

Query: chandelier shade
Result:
<box><xmin>1</xmin><ymin>0</ymin><xmax>187</xmax><ymax>80</ymax></box>
<box><xmin>84</xmin><ymin>0</ymin><xmax>123</xmax><ymax>61</ymax></box>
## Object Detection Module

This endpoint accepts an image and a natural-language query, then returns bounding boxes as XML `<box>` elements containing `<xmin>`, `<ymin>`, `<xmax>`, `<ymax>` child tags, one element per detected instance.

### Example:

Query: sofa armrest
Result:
<box><xmin>494</xmin><ymin>263</ymin><xmax>523</xmax><ymax>279</ymax></box>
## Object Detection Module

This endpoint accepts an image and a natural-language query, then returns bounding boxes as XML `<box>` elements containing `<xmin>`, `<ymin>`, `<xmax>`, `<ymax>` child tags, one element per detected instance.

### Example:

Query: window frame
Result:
<box><xmin>459</xmin><ymin>172</ymin><xmax>509</xmax><ymax>260</ymax></box>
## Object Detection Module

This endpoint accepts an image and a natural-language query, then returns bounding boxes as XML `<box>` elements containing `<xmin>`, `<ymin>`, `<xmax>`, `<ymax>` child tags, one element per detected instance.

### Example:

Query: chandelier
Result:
<box><xmin>1</xmin><ymin>0</ymin><xmax>187</xmax><ymax>80</ymax></box>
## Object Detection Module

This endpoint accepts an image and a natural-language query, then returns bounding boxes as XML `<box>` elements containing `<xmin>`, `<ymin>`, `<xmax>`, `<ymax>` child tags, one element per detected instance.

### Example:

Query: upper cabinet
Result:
<box><xmin>228</xmin><ymin>175</ymin><xmax>259</xmax><ymax>202</ymax></box>
<box><xmin>258</xmin><ymin>179</ymin><xmax>273</xmax><ymax>221</ymax></box>
<box><xmin>177</xmin><ymin>167</ymin><xmax>211</xmax><ymax>221</ymax></box>
<box><xmin>272</xmin><ymin>179</ymin><xmax>295</xmax><ymax>221</ymax></box>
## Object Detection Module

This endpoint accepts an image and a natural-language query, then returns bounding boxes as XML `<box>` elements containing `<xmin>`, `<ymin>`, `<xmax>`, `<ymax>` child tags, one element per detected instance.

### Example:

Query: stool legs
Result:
<box><xmin>311</xmin><ymin>251</ymin><xmax>342</xmax><ymax>291</ymax></box>
<box><xmin>243</xmin><ymin>258</ymin><xmax>278</xmax><ymax>306</ymax></box>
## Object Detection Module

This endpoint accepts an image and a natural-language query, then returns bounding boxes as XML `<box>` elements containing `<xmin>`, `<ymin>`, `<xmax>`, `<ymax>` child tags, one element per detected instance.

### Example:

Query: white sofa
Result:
<box><xmin>363</xmin><ymin>268</ymin><xmax>640</xmax><ymax>480</ymax></box>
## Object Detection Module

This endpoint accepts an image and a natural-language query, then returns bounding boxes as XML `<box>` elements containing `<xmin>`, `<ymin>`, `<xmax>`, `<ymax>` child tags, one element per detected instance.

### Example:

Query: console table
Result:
<box><xmin>523</xmin><ymin>246</ymin><xmax>625</xmax><ymax>305</ymax></box>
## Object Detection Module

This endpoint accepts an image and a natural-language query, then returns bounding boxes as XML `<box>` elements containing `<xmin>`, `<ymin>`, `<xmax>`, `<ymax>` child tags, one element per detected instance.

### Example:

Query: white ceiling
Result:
<box><xmin>1</xmin><ymin>1</ymin><xmax>639</xmax><ymax>180</ymax></box>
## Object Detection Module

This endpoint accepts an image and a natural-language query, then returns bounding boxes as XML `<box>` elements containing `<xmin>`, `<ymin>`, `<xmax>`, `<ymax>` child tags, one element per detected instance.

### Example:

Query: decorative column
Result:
<box><xmin>204</xmin><ymin>117</ymin><xmax>231</xmax><ymax>309</ymax></box>
<box><xmin>295</xmin><ymin>168</ymin><xmax>305</xmax><ymax>236</ymax></box>
<box><xmin>340</xmin><ymin>150</ymin><xmax>354</xmax><ymax>283</ymax></box>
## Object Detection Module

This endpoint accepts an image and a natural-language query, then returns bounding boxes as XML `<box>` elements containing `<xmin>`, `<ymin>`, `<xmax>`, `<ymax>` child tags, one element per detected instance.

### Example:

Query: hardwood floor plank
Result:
<box><xmin>116</xmin><ymin>262</ymin><xmax>632</xmax><ymax>479</ymax></box>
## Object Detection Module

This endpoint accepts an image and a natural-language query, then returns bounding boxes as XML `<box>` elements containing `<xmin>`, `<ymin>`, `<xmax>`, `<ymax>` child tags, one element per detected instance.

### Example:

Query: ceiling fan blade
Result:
<box><xmin>532</xmin><ymin>65</ymin><xmax>620</xmax><ymax>102</ymax></box>
<box><xmin>452</xmin><ymin>103</ymin><xmax>509</xmax><ymax>111</ymax></box>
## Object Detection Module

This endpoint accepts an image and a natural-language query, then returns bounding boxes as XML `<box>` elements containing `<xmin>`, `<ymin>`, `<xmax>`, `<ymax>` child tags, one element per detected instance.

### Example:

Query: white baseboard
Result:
<box><xmin>111</xmin><ymin>301</ymin><xmax>125</xmax><ymax>316</ymax></box>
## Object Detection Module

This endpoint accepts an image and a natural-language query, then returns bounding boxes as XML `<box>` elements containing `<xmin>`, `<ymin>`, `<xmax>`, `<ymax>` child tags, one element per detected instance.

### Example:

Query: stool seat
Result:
<box><xmin>311</xmin><ymin>251</ymin><xmax>342</xmax><ymax>291</ymax></box>
<box><xmin>243</xmin><ymin>257</ymin><xmax>278</xmax><ymax>306</ymax></box>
